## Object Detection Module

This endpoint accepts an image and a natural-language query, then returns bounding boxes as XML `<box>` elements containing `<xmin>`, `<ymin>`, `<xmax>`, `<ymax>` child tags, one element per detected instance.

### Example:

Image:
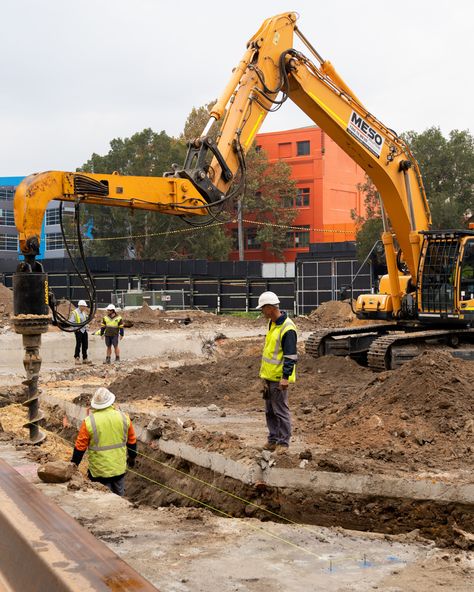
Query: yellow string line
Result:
<box><xmin>82</xmin><ymin>218</ymin><xmax>353</xmax><ymax>243</ymax></box>
<box><xmin>127</xmin><ymin>468</ymin><xmax>326</xmax><ymax>561</ymax></box>
<box><xmin>133</xmin><ymin>447</ymin><xmax>327</xmax><ymax>538</ymax></box>
<box><xmin>1</xmin><ymin>405</ymin><xmax>402</xmax><ymax>569</ymax></box>
<box><xmin>0</xmin><ymin>406</ymin><xmax>327</xmax><ymax>541</ymax></box>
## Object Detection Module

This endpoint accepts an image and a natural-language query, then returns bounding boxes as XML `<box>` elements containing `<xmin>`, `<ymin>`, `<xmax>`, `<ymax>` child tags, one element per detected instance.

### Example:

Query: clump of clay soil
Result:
<box><xmin>308</xmin><ymin>300</ymin><xmax>356</xmax><ymax>328</ymax></box>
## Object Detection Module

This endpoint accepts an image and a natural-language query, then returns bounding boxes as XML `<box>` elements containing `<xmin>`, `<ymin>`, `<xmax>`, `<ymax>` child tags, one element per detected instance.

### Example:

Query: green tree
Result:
<box><xmin>180</xmin><ymin>100</ymin><xmax>219</xmax><ymax>143</ymax></box>
<box><xmin>354</xmin><ymin>128</ymin><xmax>474</xmax><ymax>262</ymax></box>
<box><xmin>239</xmin><ymin>148</ymin><xmax>298</xmax><ymax>258</ymax></box>
<box><xmin>402</xmin><ymin>127</ymin><xmax>474</xmax><ymax>228</ymax></box>
<box><xmin>351</xmin><ymin>175</ymin><xmax>384</xmax><ymax>264</ymax></box>
<box><xmin>79</xmin><ymin>128</ymin><xmax>231</xmax><ymax>260</ymax></box>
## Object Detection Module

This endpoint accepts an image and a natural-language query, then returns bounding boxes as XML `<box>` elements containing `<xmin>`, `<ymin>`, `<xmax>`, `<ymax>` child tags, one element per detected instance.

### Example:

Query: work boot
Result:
<box><xmin>274</xmin><ymin>444</ymin><xmax>289</xmax><ymax>455</ymax></box>
<box><xmin>115</xmin><ymin>356</ymin><xmax>120</xmax><ymax>363</ymax></box>
<box><xmin>104</xmin><ymin>356</ymin><xmax>111</xmax><ymax>364</ymax></box>
<box><xmin>74</xmin><ymin>358</ymin><xmax>81</xmax><ymax>366</ymax></box>
<box><xmin>82</xmin><ymin>359</ymin><xmax>92</xmax><ymax>365</ymax></box>
<box><xmin>263</xmin><ymin>442</ymin><xmax>277</xmax><ymax>452</ymax></box>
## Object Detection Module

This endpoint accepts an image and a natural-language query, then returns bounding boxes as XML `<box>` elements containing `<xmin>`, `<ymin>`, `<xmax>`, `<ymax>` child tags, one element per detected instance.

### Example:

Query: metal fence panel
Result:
<box><xmin>296</xmin><ymin>259</ymin><xmax>372</xmax><ymax>316</ymax></box>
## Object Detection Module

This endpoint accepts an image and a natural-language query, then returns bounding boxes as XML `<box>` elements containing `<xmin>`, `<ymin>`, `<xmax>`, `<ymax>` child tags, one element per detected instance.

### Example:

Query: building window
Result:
<box><xmin>283</xmin><ymin>188</ymin><xmax>310</xmax><ymax>208</ymax></box>
<box><xmin>286</xmin><ymin>225</ymin><xmax>310</xmax><ymax>248</ymax></box>
<box><xmin>246</xmin><ymin>228</ymin><xmax>261</xmax><ymax>250</ymax></box>
<box><xmin>278</xmin><ymin>142</ymin><xmax>292</xmax><ymax>158</ymax></box>
<box><xmin>255</xmin><ymin>145</ymin><xmax>262</xmax><ymax>153</ymax></box>
<box><xmin>0</xmin><ymin>209</ymin><xmax>15</xmax><ymax>226</ymax></box>
<box><xmin>0</xmin><ymin>187</ymin><xmax>15</xmax><ymax>201</ymax></box>
<box><xmin>46</xmin><ymin>232</ymin><xmax>64</xmax><ymax>250</ymax></box>
<box><xmin>231</xmin><ymin>229</ymin><xmax>239</xmax><ymax>250</ymax></box>
<box><xmin>296</xmin><ymin>187</ymin><xmax>310</xmax><ymax>207</ymax></box>
<box><xmin>0</xmin><ymin>233</ymin><xmax>18</xmax><ymax>251</ymax></box>
<box><xmin>296</xmin><ymin>140</ymin><xmax>310</xmax><ymax>156</ymax></box>
<box><xmin>46</xmin><ymin>208</ymin><xmax>61</xmax><ymax>226</ymax></box>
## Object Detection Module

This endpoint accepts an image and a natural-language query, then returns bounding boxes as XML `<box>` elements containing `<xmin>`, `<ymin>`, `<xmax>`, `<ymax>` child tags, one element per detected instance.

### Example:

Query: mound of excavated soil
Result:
<box><xmin>109</xmin><ymin>347</ymin><xmax>373</xmax><ymax>411</ymax></box>
<box><xmin>126</xmin><ymin>302</ymin><xmax>163</xmax><ymax>323</ymax></box>
<box><xmin>110</xmin><ymin>345</ymin><xmax>474</xmax><ymax>473</ymax></box>
<box><xmin>122</xmin><ymin>304</ymin><xmax>219</xmax><ymax>328</ymax></box>
<box><xmin>307</xmin><ymin>350</ymin><xmax>474</xmax><ymax>472</ymax></box>
<box><xmin>55</xmin><ymin>299</ymin><xmax>74</xmax><ymax>319</ymax></box>
<box><xmin>308</xmin><ymin>300</ymin><xmax>355</xmax><ymax>328</ymax></box>
<box><xmin>0</xmin><ymin>283</ymin><xmax>13</xmax><ymax>316</ymax></box>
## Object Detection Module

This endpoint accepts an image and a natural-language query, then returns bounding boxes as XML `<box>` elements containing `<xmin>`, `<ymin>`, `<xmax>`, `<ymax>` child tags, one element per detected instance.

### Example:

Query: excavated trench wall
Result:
<box><xmin>43</xmin><ymin>399</ymin><xmax>474</xmax><ymax>547</ymax></box>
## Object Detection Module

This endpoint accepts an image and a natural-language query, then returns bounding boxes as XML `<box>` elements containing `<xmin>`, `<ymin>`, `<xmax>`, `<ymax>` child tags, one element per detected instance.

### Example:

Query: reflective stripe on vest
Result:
<box><xmin>103</xmin><ymin>315</ymin><xmax>122</xmax><ymax>327</ymax></box>
<box><xmin>85</xmin><ymin>407</ymin><xmax>129</xmax><ymax>478</ymax></box>
<box><xmin>260</xmin><ymin>317</ymin><xmax>297</xmax><ymax>382</ymax></box>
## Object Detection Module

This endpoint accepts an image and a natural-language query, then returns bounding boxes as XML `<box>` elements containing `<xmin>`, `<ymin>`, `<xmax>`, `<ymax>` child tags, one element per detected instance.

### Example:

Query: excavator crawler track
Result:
<box><xmin>367</xmin><ymin>328</ymin><xmax>474</xmax><ymax>371</ymax></box>
<box><xmin>305</xmin><ymin>323</ymin><xmax>396</xmax><ymax>359</ymax></box>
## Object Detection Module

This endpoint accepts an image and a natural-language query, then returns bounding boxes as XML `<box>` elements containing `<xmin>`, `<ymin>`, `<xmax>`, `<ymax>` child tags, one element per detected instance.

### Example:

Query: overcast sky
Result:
<box><xmin>1</xmin><ymin>0</ymin><xmax>472</xmax><ymax>176</ymax></box>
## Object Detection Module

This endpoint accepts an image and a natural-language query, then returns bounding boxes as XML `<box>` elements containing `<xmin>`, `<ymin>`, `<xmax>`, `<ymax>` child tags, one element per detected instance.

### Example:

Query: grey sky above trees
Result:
<box><xmin>1</xmin><ymin>0</ymin><xmax>473</xmax><ymax>176</ymax></box>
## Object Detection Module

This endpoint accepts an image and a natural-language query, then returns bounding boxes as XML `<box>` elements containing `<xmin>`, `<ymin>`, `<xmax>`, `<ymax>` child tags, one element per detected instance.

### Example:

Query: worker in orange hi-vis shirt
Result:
<box><xmin>71</xmin><ymin>387</ymin><xmax>137</xmax><ymax>496</ymax></box>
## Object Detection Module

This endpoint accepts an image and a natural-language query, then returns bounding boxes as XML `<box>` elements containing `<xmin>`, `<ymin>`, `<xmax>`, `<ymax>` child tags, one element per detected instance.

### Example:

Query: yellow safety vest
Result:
<box><xmin>259</xmin><ymin>317</ymin><xmax>297</xmax><ymax>383</ymax></box>
<box><xmin>102</xmin><ymin>314</ymin><xmax>123</xmax><ymax>336</ymax></box>
<box><xmin>85</xmin><ymin>406</ymin><xmax>130</xmax><ymax>478</ymax></box>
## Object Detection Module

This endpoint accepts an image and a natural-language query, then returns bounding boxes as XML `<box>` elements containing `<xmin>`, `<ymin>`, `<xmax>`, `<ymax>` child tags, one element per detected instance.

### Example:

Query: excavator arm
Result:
<box><xmin>15</xmin><ymin>12</ymin><xmax>431</xmax><ymax>295</ymax></box>
<box><xmin>176</xmin><ymin>12</ymin><xmax>431</xmax><ymax>313</ymax></box>
<box><xmin>14</xmin><ymin>171</ymin><xmax>207</xmax><ymax>257</ymax></box>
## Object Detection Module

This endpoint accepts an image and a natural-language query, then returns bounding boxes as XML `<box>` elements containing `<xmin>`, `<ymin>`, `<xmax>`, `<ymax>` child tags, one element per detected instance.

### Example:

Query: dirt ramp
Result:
<box><xmin>0</xmin><ymin>283</ymin><xmax>13</xmax><ymax>318</ymax></box>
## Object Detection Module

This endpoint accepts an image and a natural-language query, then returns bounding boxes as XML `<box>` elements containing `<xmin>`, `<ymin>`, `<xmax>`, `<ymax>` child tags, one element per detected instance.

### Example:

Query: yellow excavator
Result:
<box><xmin>12</xmin><ymin>12</ymin><xmax>474</xmax><ymax>440</ymax></box>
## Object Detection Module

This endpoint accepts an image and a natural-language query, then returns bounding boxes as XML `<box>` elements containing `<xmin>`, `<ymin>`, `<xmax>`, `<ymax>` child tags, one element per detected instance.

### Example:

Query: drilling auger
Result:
<box><xmin>12</xmin><ymin>266</ymin><xmax>49</xmax><ymax>444</ymax></box>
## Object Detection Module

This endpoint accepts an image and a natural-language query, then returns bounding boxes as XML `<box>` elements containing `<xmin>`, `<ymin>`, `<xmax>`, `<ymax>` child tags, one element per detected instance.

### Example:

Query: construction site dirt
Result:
<box><xmin>1</xmin><ymin>299</ymin><xmax>474</xmax><ymax>590</ymax></box>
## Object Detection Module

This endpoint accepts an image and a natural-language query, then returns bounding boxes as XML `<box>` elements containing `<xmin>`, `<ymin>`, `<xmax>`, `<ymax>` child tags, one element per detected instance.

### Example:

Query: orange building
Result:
<box><xmin>229</xmin><ymin>126</ymin><xmax>366</xmax><ymax>262</ymax></box>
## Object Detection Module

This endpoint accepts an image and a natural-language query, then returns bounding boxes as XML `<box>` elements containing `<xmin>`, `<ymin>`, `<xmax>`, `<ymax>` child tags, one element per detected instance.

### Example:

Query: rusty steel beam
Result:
<box><xmin>0</xmin><ymin>459</ymin><xmax>159</xmax><ymax>592</ymax></box>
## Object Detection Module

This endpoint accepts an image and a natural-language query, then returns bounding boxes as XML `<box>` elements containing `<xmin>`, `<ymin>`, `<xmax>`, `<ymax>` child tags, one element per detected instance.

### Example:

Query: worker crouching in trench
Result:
<box><xmin>71</xmin><ymin>387</ymin><xmax>137</xmax><ymax>496</ymax></box>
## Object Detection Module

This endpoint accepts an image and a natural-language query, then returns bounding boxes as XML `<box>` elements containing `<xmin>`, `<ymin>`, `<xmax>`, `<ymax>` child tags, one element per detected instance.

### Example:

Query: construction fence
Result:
<box><xmin>1</xmin><ymin>259</ymin><xmax>373</xmax><ymax>315</ymax></box>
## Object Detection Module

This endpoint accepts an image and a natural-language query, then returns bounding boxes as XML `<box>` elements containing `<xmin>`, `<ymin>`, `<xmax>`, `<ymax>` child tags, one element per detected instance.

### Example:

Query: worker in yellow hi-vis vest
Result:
<box><xmin>69</xmin><ymin>300</ymin><xmax>91</xmax><ymax>365</ymax></box>
<box><xmin>100</xmin><ymin>304</ymin><xmax>124</xmax><ymax>364</ymax></box>
<box><xmin>71</xmin><ymin>387</ymin><xmax>137</xmax><ymax>496</ymax></box>
<box><xmin>256</xmin><ymin>291</ymin><xmax>297</xmax><ymax>454</ymax></box>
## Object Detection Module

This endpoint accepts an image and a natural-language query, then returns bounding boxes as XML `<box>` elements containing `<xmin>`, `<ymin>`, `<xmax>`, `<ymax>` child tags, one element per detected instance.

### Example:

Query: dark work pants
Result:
<box><xmin>264</xmin><ymin>380</ymin><xmax>292</xmax><ymax>446</ymax></box>
<box><xmin>74</xmin><ymin>331</ymin><xmax>88</xmax><ymax>360</ymax></box>
<box><xmin>88</xmin><ymin>471</ymin><xmax>125</xmax><ymax>496</ymax></box>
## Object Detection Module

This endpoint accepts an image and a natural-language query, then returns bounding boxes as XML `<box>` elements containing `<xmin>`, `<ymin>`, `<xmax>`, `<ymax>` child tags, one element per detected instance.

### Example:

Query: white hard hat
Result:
<box><xmin>78</xmin><ymin>300</ymin><xmax>87</xmax><ymax>307</ymax></box>
<box><xmin>256</xmin><ymin>291</ymin><xmax>280</xmax><ymax>309</ymax></box>
<box><xmin>91</xmin><ymin>387</ymin><xmax>116</xmax><ymax>410</ymax></box>
<box><xmin>106</xmin><ymin>304</ymin><xmax>116</xmax><ymax>311</ymax></box>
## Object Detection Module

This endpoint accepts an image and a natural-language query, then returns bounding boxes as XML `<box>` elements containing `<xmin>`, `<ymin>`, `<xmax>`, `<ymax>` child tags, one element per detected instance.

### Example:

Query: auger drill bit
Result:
<box><xmin>21</xmin><ymin>334</ymin><xmax>46</xmax><ymax>444</ymax></box>
<box><xmin>12</xmin><ymin>265</ymin><xmax>50</xmax><ymax>445</ymax></box>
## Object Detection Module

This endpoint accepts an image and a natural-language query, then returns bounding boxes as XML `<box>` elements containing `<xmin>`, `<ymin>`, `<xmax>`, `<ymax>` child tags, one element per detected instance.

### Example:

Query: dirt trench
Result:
<box><xmin>125</xmin><ymin>447</ymin><xmax>474</xmax><ymax>547</ymax></box>
<box><xmin>31</xmin><ymin>404</ymin><xmax>474</xmax><ymax>549</ymax></box>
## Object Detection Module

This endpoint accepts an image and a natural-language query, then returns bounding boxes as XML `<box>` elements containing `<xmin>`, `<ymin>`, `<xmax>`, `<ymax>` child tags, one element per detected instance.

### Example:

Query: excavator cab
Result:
<box><xmin>458</xmin><ymin>238</ymin><xmax>474</xmax><ymax>319</ymax></box>
<box><xmin>418</xmin><ymin>232</ymin><xmax>474</xmax><ymax>323</ymax></box>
